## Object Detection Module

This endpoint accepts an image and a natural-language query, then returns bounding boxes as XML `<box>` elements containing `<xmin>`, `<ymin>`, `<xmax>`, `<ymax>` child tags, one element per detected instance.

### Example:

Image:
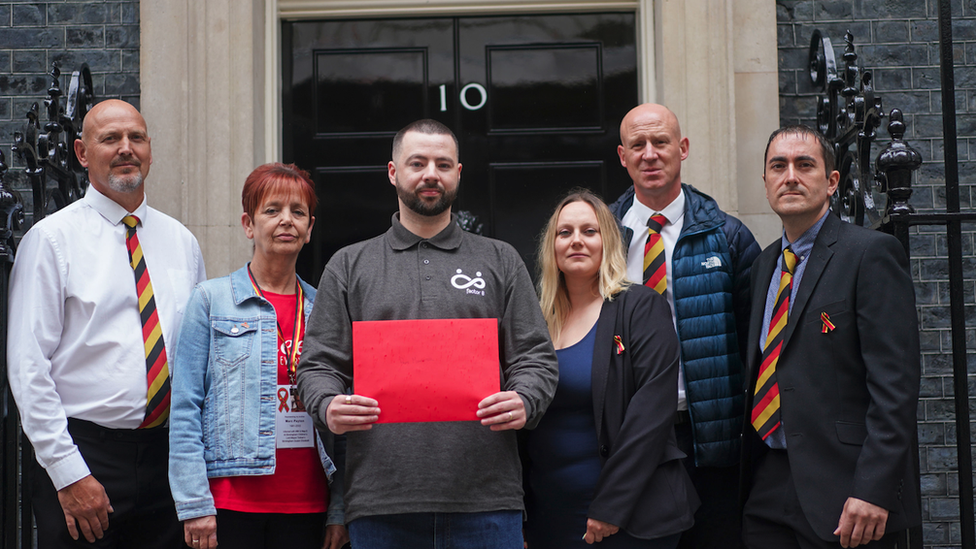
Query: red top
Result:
<box><xmin>210</xmin><ymin>290</ymin><xmax>329</xmax><ymax>513</ymax></box>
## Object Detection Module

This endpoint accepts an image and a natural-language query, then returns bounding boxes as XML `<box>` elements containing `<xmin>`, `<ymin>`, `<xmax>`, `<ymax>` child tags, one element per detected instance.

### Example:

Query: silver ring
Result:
<box><xmin>508</xmin><ymin>411</ymin><xmax>514</xmax><ymax>421</ymax></box>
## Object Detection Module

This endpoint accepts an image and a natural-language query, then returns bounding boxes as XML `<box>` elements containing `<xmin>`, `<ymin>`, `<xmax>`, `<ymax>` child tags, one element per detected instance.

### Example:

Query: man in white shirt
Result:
<box><xmin>7</xmin><ymin>100</ymin><xmax>205</xmax><ymax>548</ymax></box>
<box><xmin>608</xmin><ymin>104</ymin><xmax>760</xmax><ymax>549</ymax></box>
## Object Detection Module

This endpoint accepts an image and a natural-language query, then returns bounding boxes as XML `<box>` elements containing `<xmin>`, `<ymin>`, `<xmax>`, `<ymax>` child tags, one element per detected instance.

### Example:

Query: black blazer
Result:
<box><xmin>586</xmin><ymin>284</ymin><xmax>699</xmax><ymax>538</ymax></box>
<box><xmin>741</xmin><ymin>214</ymin><xmax>921</xmax><ymax>540</ymax></box>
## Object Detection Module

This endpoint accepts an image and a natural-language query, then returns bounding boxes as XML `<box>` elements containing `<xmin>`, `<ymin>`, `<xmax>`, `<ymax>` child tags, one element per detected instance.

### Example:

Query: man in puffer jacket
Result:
<box><xmin>609</xmin><ymin>103</ymin><xmax>761</xmax><ymax>549</ymax></box>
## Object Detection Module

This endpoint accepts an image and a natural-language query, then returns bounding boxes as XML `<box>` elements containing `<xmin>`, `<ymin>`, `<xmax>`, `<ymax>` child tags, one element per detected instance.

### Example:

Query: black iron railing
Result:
<box><xmin>809</xmin><ymin>2</ymin><xmax>974</xmax><ymax>546</ymax></box>
<box><xmin>0</xmin><ymin>62</ymin><xmax>92</xmax><ymax>549</ymax></box>
<box><xmin>915</xmin><ymin>4</ymin><xmax>976</xmax><ymax>547</ymax></box>
<box><xmin>13</xmin><ymin>63</ymin><xmax>92</xmax><ymax>223</ymax></box>
<box><xmin>0</xmin><ymin>148</ymin><xmax>25</xmax><ymax>549</ymax></box>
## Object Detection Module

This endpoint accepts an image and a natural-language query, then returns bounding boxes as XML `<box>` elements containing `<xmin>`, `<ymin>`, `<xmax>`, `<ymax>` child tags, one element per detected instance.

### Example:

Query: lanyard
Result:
<box><xmin>247</xmin><ymin>264</ymin><xmax>305</xmax><ymax>384</ymax></box>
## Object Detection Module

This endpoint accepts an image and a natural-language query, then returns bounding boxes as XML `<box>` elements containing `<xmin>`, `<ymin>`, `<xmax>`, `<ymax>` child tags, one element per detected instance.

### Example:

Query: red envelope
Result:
<box><xmin>352</xmin><ymin>318</ymin><xmax>500</xmax><ymax>423</ymax></box>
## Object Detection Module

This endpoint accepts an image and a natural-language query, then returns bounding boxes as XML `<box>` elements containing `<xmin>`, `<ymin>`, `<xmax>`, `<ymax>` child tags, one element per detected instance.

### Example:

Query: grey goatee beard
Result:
<box><xmin>108</xmin><ymin>172</ymin><xmax>143</xmax><ymax>194</ymax></box>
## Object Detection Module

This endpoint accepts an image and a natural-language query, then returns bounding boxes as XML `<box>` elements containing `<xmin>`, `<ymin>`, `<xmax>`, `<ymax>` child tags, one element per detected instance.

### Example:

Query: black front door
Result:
<box><xmin>283</xmin><ymin>13</ymin><xmax>637</xmax><ymax>284</ymax></box>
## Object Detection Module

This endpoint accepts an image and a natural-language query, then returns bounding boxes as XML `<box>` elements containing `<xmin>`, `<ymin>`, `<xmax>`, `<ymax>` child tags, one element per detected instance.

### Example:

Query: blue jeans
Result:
<box><xmin>349</xmin><ymin>511</ymin><xmax>523</xmax><ymax>549</ymax></box>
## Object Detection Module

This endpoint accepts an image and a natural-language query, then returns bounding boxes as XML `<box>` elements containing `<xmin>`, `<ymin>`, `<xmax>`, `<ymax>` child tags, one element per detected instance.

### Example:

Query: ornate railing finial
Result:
<box><xmin>11</xmin><ymin>63</ymin><xmax>93</xmax><ymax>225</ymax></box>
<box><xmin>841</xmin><ymin>31</ymin><xmax>859</xmax><ymax>102</ymax></box>
<box><xmin>876</xmin><ymin>109</ymin><xmax>923</xmax><ymax>219</ymax></box>
<box><xmin>41</xmin><ymin>64</ymin><xmax>65</xmax><ymax>163</ymax></box>
<box><xmin>808</xmin><ymin>29</ymin><xmax>917</xmax><ymax>229</ymax></box>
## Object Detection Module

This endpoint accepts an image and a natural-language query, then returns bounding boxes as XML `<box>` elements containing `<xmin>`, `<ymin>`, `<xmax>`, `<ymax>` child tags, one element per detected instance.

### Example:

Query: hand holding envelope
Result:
<box><xmin>328</xmin><ymin>389</ymin><xmax>526</xmax><ymax>434</ymax></box>
<box><xmin>324</xmin><ymin>318</ymin><xmax>526</xmax><ymax>435</ymax></box>
<box><xmin>326</xmin><ymin>394</ymin><xmax>381</xmax><ymax>435</ymax></box>
<box><xmin>476</xmin><ymin>391</ymin><xmax>526</xmax><ymax>431</ymax></box>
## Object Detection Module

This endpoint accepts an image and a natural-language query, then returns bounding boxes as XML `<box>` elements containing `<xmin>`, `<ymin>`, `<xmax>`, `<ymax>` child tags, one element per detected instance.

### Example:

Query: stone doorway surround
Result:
<box><xmin>141</xmin><ymin>0</ymin><xmax>779</xmax><ymax>278</ymax></box>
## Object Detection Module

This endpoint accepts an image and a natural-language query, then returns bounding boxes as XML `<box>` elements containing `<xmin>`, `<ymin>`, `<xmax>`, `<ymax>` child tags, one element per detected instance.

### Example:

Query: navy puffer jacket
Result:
<box><xmin>610</xmin><ymin>183</ymin><xmax>761</xmax><ymax>467</ymax></box>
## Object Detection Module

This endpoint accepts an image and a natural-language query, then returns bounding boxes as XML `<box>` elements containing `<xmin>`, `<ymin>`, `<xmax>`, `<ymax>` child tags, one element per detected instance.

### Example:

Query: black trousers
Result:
<box><xmin>32</xmin><ymin>418</ymin><xmax>184</xmax><ymax>549</ymax></box>
<box><xmin>742</xmin><ymin>450</ymin><xmax>896</xmax><ymax>549</ymax></box>
<box><xmin>674</xmin><ymin>420</ymin><xmax>744</xmax><ymax>549</ymax></box>
<box><xmin>216</xmin><ymin>509</ymin><xmax>327</xmax><ymax>549</ymax></box>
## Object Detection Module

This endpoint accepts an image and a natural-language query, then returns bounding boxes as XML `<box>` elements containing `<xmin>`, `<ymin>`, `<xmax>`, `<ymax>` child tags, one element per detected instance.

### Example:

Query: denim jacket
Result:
<box><xmin>169</xmin><ymin>265</ymin><xmax>343</xmax><ymax>524</ymax></box>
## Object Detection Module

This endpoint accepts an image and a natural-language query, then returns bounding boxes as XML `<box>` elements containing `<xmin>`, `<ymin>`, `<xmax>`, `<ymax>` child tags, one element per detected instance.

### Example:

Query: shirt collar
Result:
<box><xmin>630</xmin><ymin>187</ymin><xmax>686</xmax><ymax>226</ymax></box>
<box><xmin>387</xmin><ymin>212</ymin><xmax>463</xmax><ymax>251</ymax></box>
<box><xmin>84</xmin><ymin>185</ymin><xmax>148</xmax><ymax>227</ymax></box>
<box><xmin>781</xmin><ymin>209</ymin><xmax>830</xmax><ymax>262</ymax></box>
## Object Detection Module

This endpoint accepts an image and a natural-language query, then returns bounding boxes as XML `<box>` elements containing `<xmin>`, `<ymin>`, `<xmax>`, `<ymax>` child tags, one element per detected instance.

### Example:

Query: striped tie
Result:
<box><xmin>643</xmin><ymin>214</ymin><xmax>668</xmax><ymax>295</ymax></box>
<box><xmin>123</xmin><ymin>215</ymin><xmax>170</xmax><ymax>429</ymax></box>
<box><xmin>751</xmin><ymin>247</ymin><xmax>798</xmax><ymax>443</ymax></box>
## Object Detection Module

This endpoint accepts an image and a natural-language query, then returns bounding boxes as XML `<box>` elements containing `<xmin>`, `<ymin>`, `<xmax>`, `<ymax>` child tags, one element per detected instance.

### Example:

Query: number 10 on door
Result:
<box><xmin>439</xmin><ymin>84</ymin><xmax>487</xmax><ymax>112</ymax></box>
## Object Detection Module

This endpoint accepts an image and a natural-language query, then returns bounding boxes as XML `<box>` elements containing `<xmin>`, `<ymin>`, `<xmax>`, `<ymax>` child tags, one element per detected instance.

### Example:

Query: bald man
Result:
<box><xmin>8</xmin><ymin>100</ymin><xmax>205</xmax><ymax>548</ymax></box>
<box><xmin>609</xmin><ymin>104</ymin><xmax>760</xmax><ymax>549</ymax></box>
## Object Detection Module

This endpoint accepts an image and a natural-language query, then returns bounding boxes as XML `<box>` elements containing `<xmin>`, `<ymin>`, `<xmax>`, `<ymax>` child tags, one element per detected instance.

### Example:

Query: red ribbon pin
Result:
<box><xmin>277</xmin><ymin>387</ymin><xmax>290</xmax><ymax>412</ymax></box>
<box><xmin>613</xmin><ymin>335</ymin><xmax>625</xmax><ymax>355</ymax></box>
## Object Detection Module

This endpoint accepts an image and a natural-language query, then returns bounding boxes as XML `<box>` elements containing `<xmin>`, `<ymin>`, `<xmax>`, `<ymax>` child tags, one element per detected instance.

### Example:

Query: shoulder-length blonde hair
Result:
<box><xmin>537</xmin><ymin>189</ymin><xmax>630</xmax><ymax>340</ymax></box>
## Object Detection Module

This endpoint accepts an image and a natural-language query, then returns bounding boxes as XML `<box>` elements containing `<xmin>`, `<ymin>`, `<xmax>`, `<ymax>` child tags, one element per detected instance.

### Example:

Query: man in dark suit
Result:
<box><xmin>741</xmin><ymin>125</ymin><xmax>921</xmax><ymax>549</ymax></box>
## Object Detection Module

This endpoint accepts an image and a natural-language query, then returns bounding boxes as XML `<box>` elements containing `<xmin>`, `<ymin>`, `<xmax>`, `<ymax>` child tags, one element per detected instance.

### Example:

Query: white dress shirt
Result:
<box><xmin>7</xmin><ymin>186</ymin><xmax>205</xmax><ymax>490</ymax></box>
<box><xmin>621</xmin><ymin>190</ymin><xmax>687</xmax><ymax>410</ymax></box>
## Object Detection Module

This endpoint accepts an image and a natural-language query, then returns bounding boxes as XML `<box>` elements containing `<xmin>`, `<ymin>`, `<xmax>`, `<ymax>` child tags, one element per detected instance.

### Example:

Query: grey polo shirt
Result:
<box><xmin>297</xmin><ymin>213</ymin><xmax>558</xmax><ymax>522</ymax></box>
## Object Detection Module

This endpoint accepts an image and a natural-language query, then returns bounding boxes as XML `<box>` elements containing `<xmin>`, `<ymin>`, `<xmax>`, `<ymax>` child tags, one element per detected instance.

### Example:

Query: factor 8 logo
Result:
<box><xmin>451</xmin><ymin>268</ymin><xmax>486</xmax><ymax>296</ymax></box>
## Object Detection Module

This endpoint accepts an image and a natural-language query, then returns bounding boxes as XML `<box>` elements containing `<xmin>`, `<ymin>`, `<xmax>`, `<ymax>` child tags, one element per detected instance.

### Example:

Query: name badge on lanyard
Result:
<box><xmin>276</xmin><ymin>384</ymin><xmax>314</xmax><ymax>448</ymax></box>
<box><xmin>248</xmin><ymin>265</ymin><xmax>314</xmax><ymax>449</ymax></box>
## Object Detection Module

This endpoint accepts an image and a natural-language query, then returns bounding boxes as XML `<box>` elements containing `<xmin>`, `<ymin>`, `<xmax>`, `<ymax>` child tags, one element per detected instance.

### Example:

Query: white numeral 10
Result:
<box><xmin>439</xmin><ymin>83</ymin><xmax>488</xmax><ymax>112</ymax></box>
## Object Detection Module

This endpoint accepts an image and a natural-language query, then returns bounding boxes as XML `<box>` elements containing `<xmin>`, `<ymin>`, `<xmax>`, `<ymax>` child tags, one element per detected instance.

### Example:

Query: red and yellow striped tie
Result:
<box><xmin>643</xmin><ymin>214</ymin><xmax>668</xmax><ymax>295</ymax></box>
<box><xmin>123</xmin><ymin>215</ymin><xmax>170</xmax><ymax>429</ymax></box>
<box><xmin>751</xmin><ymin>247</ymin><xmax>798</xmax><ymax>442</ymax></box>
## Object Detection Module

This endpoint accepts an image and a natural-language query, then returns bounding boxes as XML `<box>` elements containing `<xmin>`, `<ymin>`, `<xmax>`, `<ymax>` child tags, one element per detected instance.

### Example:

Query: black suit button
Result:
<box><xmin>599</xmin><ymin>445</ymin><xmax>609</xmax><ymax>457</ymax></box>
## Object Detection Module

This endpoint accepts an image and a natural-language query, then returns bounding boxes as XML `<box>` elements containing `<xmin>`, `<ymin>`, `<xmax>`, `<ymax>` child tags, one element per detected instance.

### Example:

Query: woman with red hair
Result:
<box><xmin>169</xmin><ymin>163</ymin><xmax>347</xmax><ymax>549</ymax></box>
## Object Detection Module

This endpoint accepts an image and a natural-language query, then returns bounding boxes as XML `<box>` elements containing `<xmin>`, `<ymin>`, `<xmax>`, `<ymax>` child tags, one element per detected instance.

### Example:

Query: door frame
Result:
<box><xmin>268</xmin><ymin>0</ymin><xmax>656</xmax><ymax>162</ymax></box>
<box><xmin>140</xmin><ymin>0</ymin><xmax>779</xmax><ymax>279</ymax></box>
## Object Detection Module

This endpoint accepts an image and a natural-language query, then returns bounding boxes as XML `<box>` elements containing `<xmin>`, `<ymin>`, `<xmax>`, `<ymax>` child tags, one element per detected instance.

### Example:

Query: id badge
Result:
<box><xmin>276</xmin><ymin>384</ymin><xmax>314</xmax><ymax>448</ymax></box>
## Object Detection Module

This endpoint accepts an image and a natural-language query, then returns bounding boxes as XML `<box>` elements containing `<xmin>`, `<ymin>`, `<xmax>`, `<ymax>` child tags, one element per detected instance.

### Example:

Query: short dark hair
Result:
<box><xmin>391</xmin><ymin>119</ymin><xmax>459</xmax><ymax>162</ymax></box>
<box><xmin>763</xmin><ymin>124</ymin><xmax>836</xmax><ymax>174</ymax></box>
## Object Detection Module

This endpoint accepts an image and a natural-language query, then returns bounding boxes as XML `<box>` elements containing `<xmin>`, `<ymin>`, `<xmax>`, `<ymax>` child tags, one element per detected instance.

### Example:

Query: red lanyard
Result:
<box><xmin>247</xmin><ymin>264</ymin><xmax>305</xmax><ymax>384</ymax></box>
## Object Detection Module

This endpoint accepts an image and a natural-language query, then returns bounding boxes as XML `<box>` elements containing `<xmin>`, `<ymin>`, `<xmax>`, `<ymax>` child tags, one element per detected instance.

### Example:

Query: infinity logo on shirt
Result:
<box><xmin>451</xmin><ymin>268</ymin><xmax>486</xmax><ymax>296</ymax></box>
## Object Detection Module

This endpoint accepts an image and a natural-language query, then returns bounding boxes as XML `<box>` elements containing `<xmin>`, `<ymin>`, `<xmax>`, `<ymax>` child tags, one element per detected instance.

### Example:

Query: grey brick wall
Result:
<box><xmin>0</xmin><ymin>0</ymin><xmax>140</xmax><ymax>224</ymax></box>
<box><xmin>778</xmin><ymin>1</ymin><xmax>976</xmax><ymax>547</ymax></box>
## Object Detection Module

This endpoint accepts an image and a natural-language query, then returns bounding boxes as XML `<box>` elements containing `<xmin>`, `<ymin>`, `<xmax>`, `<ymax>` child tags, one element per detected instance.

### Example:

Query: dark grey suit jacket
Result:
<box><xmin>741</xmin><ymin>213</ymin><xmax>922</xmax><ymax>540</ymax></box>
<box><xmin>587</xmin><ymin>284</ymin><xmax>700</xmax><ymax>538</ymax></box>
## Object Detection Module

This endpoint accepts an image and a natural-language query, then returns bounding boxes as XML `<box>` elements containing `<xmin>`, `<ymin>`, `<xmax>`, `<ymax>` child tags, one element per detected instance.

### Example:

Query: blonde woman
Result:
<box><xmin>523</xmin><ymin>189</ymin><xmax>699</xmax><ymax>548</ymax></box>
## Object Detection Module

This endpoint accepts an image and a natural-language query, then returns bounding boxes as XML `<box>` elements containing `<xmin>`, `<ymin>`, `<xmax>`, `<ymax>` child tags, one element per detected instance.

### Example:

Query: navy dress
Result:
<box><xmin>525</xmin><ymin>323</ymin><xmax>665</xmax><ymax>549</ymax></box>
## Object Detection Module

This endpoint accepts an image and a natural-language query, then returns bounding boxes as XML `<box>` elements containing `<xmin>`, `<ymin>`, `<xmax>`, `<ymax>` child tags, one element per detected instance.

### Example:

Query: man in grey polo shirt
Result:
<box><xmin>297</xmin><ymin>119</ymin><xmax>558</xmax><ymax>549</ymax></box>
